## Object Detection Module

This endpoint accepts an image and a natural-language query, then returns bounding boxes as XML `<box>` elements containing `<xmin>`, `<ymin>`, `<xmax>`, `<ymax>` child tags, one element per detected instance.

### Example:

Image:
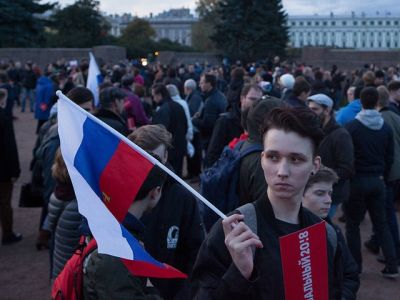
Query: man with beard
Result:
<box><xmin>307</xmin><ymin>94</ymin><xmax>354</xmax><ymax>218</ymax></box>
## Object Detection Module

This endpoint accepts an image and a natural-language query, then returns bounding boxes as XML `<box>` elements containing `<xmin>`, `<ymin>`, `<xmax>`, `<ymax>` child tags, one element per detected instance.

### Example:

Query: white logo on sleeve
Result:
<box><xmin>167</xmin><ymin>226</ymin><xmax>179</xmax><ymax>249</ymax></box>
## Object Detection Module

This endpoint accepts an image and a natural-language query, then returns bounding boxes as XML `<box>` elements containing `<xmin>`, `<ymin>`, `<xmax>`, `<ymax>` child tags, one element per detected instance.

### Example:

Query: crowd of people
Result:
<box><xmin>1</xmin><ymin>55</ymin><xmax>400</xmax><ymax>299</ymax></box>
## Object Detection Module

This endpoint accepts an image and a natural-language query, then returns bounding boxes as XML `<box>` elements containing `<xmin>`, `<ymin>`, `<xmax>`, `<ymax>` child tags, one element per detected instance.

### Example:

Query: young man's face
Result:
<box><xmin>240</xmin><ymin>88</ymin><xmax>263</xmax><ymax>111</ymax></box>
<box><xmin>151</xmin><ymin>90</ymin><xmax>163</xmax><ymax>103</ymax></box>
<box><xmin>303</xmin><ymin>181</ymin><xmax>333</xmax><ymax>218</ymax></box>
<box><xmin>261</xmin><ymin>129</ymin><xmax>320</xmax><ymax>201</ymax></box>
<box><xmin>199</xmin><ymin>76</ymin><xmax>211</xmax><ymax>93</ymax></box>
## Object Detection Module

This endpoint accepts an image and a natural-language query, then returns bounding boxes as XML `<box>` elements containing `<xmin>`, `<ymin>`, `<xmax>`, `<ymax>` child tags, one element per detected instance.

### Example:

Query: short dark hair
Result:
<box><xmin>231</xmin><ymin>67</ymin><xmax>245</xmax><ymax>80</ymax></box>
<box><xmin>121</xmin><ymin>74</ymin><xmax>135</xmax><ymax>87</ymax></box>
<box><xmin>135</xmin><ymin>164</ymin><xmax>167</xmax><ymax>201</ymax></box>
<box><xmin>360</xmin><ymin>87</ymin><xmax>378</xmax><ymax>109</ymax></box>
<box><xmin>247</xmin><ymin>98</ymin><xmax>283</xmax><ymax>143</ymax></box>
<box><xmin>151</xmin><ymin>83</ymin><xmax>170</xmax><ymax>99</ymax></box>
<box><xmin>354</xmin><ymin>86</ymin><xmax>363</xmax><ymax>99</ymax></box>
<box><xmin>387</xmin><ymin>80</ymin><xmax>400</xmax><ymax>92</ymax></box>
<box><xmin>261</xmin><ymin>107</ymin><xmax>324</xmax><ymax>156</ymax></box>
<box><xmin>203</xmin><ymin>74</ymin><xmax>217</xmax><ymax>88</ymax></box>
<box><xmin>67</xmin><ymin>87</ymin><xmax>94</xmax><ymax>105</ymax></box>
<box><xmin>375</xmin><ymin>70</ymin><xmax>385</xmax><ymax>78</ymax></box>
<box><xmin>304</xmin><ymin>166</ymin><xmax>338</xmax><ymax>193</ymax></box>
<box><xmin>292</xmin><ymin>76</ymin><xmax>311</xmax><ymax>97</ymax></box>
<box><xmin>99</xmin><ymin>87</ymin><xmax>125</xmax><ymax>109</ymax></box>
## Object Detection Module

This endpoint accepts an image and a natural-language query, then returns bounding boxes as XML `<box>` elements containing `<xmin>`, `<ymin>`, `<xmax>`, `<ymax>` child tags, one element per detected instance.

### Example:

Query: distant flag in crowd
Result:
<box><xmin>57</xmin><ymin>91</ymin><xmax>186</xmax><ymax>278</ymax></box>
<box><xmin>86</xmin><ymin>52</ymin><xmax>103</xmax><ymax>107</ymax></box>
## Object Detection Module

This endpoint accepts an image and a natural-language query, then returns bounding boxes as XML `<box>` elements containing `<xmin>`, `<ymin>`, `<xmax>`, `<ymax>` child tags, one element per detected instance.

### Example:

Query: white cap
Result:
<box><xmin>279</xmin><ymin>74</ymin><xmax>295</xmax><ymax>89</ymax></box>
<box><xmin>308</xmin><ymin>94</ymin><xmax>334</xmax><ymax>108</ymax></box>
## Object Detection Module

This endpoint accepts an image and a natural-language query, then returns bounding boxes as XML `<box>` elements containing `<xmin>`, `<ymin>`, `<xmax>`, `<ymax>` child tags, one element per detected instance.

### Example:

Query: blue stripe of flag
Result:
<box><xmin>74</xmin><ymin>117</ymin><xmax>120</xmax><ymax>200</ymax></box>
<box><xmin>120</xmin><ymin>225</ymin><xmax>165</xmax><ymax>268</ymax></box>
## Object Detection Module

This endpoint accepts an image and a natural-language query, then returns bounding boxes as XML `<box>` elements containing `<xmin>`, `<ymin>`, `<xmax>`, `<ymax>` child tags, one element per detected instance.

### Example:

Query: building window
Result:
<box><xmin>342</xmin><ymin>21</ymin><xmax>347</xmax><ymax>25</ymax></box>
<box><xmin>315</xmin><ymin>21</ymin><xmax>319</xmax><ymax>26</ymax></box>
<box><xmin>307</xmin><ymin>21</ymin><xmax>311</xmax><ymax>26</ymax></box>
<box><xmin>323</xmin><ymin>21</ymin><xmax>327</xmax><ymax>26</ymax></box>
<box><xmin>292</xmin><ymin>22</ymin><xmax>296</xmax><ymax>26</ymax></box>
<box><xmin>362</xmin><ymin>21</ymin><xmax>366</xmax><ymax>25</ymax></box>
<box><xmin>387</xmin><ymin>41</ymin><xmax>391</xmax><ymax>47</ymax></box>
<box><xmin>378</xmin><ymin>21</ymin><xmax>382</xmax><ymax>25</ymax></box>
<box><xmin>332</xmin><ymin>21</ymin><xmax>336</xmax><ymax>25</ymax></box>
<box><xmin>370</xmin><ymin>21</ymin><xmax>374</xmax><ymax>25</ymax></box>
<box><xmin>395</xmin><ymin>21</ymin><xmax>399</xmax><ymax>25</ymax></box>
<box><xmin>353</xmin><ymin>21</ymin><xmax>357</xmax><ymax>25</ymax></box>
<box><xmin>386</xmin><ymin>21</ymin><xmax>391</xmax><ymax>25</ymax></box>
<box><xmin>300</xmin><ymin>21</ymin><xmax>303</xmax><ymax>26</ymax></box>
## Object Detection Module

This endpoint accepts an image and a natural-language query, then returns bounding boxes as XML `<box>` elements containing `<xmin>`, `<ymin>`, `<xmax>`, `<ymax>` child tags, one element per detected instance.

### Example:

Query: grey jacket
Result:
<box><xmin>48</xmin><ymin>195</ymin><xmax>81</xmax><ymax>278</ymax></box>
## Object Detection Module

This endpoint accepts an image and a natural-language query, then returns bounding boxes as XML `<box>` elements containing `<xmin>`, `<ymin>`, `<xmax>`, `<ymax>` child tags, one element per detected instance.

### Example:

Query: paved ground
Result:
<box><xmin>0</xmin><ymin>109</ymin><xmax>399</xmax><ymax>299</ymax></box>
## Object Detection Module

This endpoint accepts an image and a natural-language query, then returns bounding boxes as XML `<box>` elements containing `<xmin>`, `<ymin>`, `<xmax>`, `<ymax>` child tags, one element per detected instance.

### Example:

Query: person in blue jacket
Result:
<box><xmin>335</xmin><ymin>86</ymin><xmax>362</xmax><ymax>126</ymax></box>
<box><xmin>35</xmin><ymin>71</ymin><xmax>55</xmax><ymax>133</ymax></box>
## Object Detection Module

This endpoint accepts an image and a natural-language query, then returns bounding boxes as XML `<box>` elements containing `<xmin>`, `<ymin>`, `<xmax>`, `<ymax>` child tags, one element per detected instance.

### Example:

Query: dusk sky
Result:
<box><xmin>56</xmin><ymin>0</ymin><xmax>400</xmax><ymax>17</ymax></box>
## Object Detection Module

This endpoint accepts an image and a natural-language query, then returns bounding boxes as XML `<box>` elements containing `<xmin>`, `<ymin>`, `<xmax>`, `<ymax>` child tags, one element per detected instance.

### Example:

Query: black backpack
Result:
<box><xmin>200</xmin><ymin>141</ymin><xmax>263</xmax><ymax>231</ymax></box>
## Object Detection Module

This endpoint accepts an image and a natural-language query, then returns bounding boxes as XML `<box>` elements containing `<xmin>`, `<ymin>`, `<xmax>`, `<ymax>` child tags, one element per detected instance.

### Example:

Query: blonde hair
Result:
<box><xmin>51</xmin><ymin>148</ymin><xmax>70</xmax><ymax>183</ymax></box>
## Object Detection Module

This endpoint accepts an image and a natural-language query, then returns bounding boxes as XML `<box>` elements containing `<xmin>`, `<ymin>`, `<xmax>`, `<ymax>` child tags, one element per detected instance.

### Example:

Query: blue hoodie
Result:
<box><xmin>35</xmin><ymin>76</ymin><xmax>54</xmax><ymax>120</ymax></box>
<box><xmin>335</xmin><ymin>99</ymin><xmax>361</xmax><ymax>126</ymax></box>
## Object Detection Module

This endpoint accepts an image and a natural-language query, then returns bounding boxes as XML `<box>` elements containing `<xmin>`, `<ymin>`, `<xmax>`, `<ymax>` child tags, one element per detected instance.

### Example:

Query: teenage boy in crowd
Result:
<box><xmin>83</xmin><ymin>164</ymin><xmax>167</xmax><ymax>299</ymax></box>
<box><xmin>191</xmin><ymin>107</ymin><xmax>343</xmax><ymax>299</ymax></box>
<box><xmin>129</xmin><ymin>125</ymin><xmax>204</xmax><ymax>300</ymax></box>
<box><xmin>303</xmin><ymin>167</ymin><xmax>360</xmax><ymax>300</ymax></box>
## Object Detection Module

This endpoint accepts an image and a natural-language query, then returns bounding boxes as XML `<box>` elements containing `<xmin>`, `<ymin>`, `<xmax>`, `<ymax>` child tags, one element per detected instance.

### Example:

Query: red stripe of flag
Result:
<box><xmin>122</xmin><ymin>259</ymin><xmax>188</xmax><ymax>279</ymax></box>
<box><xmin>99</xmin><ymin>142</ymin><xmax>154</xmax><ymax>222</ymax></box>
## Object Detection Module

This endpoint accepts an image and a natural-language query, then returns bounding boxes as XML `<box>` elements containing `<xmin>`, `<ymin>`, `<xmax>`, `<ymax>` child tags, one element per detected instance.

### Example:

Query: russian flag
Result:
<box><xmin>86</xmin><ymin>52</ymin><xmax>103</xmax><ymax>107</ymax></box>
<box><xmin>57</xmin><ymin>91</ymin><xmax>186</xmax><ymax>278</ymax></box>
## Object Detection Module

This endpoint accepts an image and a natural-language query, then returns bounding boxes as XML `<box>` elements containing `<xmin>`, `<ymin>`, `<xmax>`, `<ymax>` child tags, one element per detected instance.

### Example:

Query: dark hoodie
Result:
<box><xmin>345</xmin><ymin>110</ymin><xmax>394</xmax><ymax>178</ymax></box>
<box><xmin>317</xmin><ymin>117</ymin><xmax>354</xmax><ymax>205</ymax></box>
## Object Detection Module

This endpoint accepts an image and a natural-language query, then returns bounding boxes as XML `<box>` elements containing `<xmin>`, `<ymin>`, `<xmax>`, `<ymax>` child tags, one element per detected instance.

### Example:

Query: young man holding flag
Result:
<box><xmin>191</xmin><ymin>107</ymin><xmax>342</xmax><ymax>299</ymax></box>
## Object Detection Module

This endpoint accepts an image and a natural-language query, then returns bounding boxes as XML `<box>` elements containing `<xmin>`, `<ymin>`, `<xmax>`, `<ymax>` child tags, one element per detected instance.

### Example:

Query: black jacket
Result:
<box><xmin>284</xmin><ymin>96</ymin><xmax>307</xmax><ymax>108</ymax></box>
<box><xmin>317</xmin><ymin>117</ymin><xmax>354</xmax><ymax>205</ymax></box>
<box><xmin>94</xmin><ymin>109</ymin><xmax>129</xmax><ymax>136</ymax></box>
<box><xmin>345</xmin><ymin>119</ymin><xmax>394</xmax><ymax>178</ymax></box>
<box><xmin>186</xmin><ymin>90</ymin><xmax>203</xmax><ymax>117</ymax></box>
<box><xmin>141</xmin><ymin>174</ymin><xmax>205</xmax><ymax>300</ymax></box>
<box><xmin>152</xmin><ymin>98</ymin><xmax>188</xmax><ymax>174</ymax></box>
<box><xmin>0</xmin><ymin>108</ymin><xmax>20</xmax><ymax>181</ymax></box>
<box><xmin>204</xmin><ymin>111</ymin><xmax>243</xmax><ymax>168</ymax></box>
<box><xmin>325</xmin><ymin>218</ymin><xmax>360</xmax><ymax>300</ymax></box>
<box><xmin>191</xmin><ymin>197</ymin><xmax>341</xmax><ymax>300</ymax></box>
<box><xmin>192</xmin><ymin>88</ymin><xmax>227</xmax><ymax>147</ymax></box>
<box><xmin>238</xmin><ymin>140</ymin><xmax>266</xmax><ymax>206</ymax></box>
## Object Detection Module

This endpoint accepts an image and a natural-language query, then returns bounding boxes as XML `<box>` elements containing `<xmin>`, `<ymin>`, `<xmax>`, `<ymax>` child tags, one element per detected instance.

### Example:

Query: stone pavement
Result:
<box><xmin>0</xmin><ymin>109</ymin><xmax>399</xmax><ymax>299</ymax></box>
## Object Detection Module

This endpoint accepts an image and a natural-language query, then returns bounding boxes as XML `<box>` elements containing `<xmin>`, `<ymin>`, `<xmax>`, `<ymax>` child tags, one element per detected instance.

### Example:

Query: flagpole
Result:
<box><xmin>56</xmin><ymin>90</ymin><xmax>227</xmax><ymax>220</ymax></box>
